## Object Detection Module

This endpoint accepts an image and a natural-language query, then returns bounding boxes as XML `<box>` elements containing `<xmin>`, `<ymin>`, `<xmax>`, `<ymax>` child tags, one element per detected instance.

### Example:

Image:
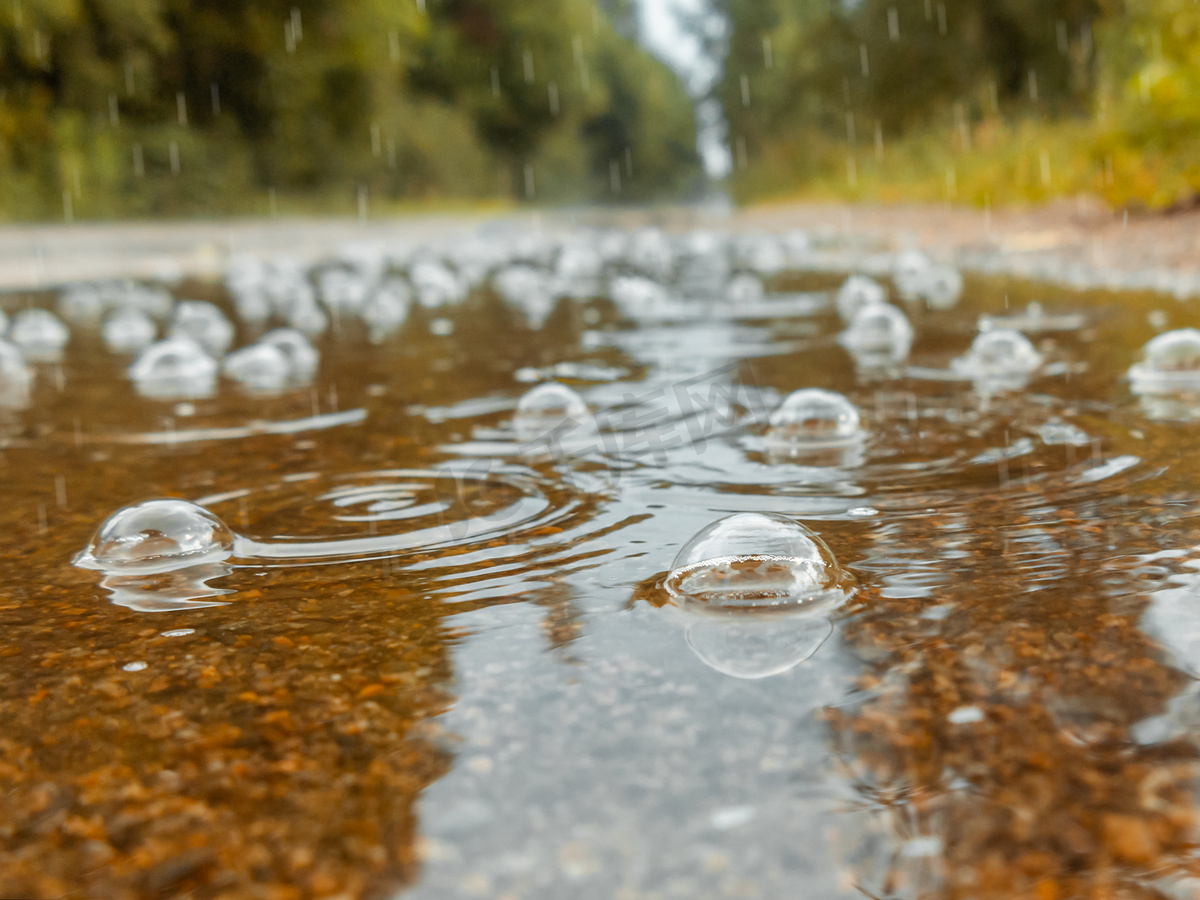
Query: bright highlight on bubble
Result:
<box><xmin>953</xmin><ymin>328</ymin><xmax>1042</xmax><ymax>381</ymax></box>
<box><xmin>1129</xmin><ymin>328</ymin><xmax>1200</xmax><ymax>395</ymax></box>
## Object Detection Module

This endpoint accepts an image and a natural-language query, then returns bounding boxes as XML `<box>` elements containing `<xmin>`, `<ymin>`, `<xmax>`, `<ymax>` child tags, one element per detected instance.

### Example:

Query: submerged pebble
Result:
<box><xmin>665</xmin><ymin>513</ymin><xmax>845</xmax><ymax>608</ymax></box>
<box><xmin>74</xmin><ymin>498</ymin><xmax>234</xmax><ymax>575</ymax></box>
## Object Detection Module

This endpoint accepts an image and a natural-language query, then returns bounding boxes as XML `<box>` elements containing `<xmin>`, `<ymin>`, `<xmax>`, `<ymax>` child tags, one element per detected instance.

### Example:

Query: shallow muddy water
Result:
<box><xmin>4</xmin><ymin>236</ymin><xmax>1200</xmax><ymax>900</ymax></box>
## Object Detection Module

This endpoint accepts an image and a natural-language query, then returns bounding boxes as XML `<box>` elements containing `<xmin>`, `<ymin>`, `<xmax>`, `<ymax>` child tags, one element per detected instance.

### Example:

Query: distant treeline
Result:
<box><xmin>0</xmin><ymin>0</ymin><xmax>701</xmax><ymax>219</ymax></box>
<box><xmin>714</xmin><ymin>0</ymin><xmax>1200</xmax><ymax>208</ymax></box>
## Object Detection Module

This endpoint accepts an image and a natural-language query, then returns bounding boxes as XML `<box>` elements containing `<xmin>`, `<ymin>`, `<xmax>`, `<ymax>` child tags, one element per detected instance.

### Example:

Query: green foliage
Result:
<box><xmin>0</xmin><ymin>0</ymin><xmax>699</xmax><ymax>219</ymax></box>
<box><xmin>717</xmin><ymin>0</ymin><xmax>1199</xmax><ymax>209</ymax></box>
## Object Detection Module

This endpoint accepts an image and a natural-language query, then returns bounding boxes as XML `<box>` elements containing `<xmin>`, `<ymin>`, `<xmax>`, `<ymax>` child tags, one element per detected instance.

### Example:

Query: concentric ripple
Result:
<box><xmin>198</xmin><ymin>462</ymin><xmax>596</xmax><ymax>568</ymax></box>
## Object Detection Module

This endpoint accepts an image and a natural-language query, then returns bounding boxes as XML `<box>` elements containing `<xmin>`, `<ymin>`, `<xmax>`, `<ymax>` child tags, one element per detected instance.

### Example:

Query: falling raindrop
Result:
<box><xmin>73</xmin><ymin>498</ymin><xmax>234</xmax><ymax>575</ymax></box>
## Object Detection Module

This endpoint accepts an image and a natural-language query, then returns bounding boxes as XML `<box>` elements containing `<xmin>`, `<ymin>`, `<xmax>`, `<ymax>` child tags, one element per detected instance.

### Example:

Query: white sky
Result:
<box><xmin>634</xmin><ymin>0</ymin><xmax>732</xmax><ymax>177</ymax></box>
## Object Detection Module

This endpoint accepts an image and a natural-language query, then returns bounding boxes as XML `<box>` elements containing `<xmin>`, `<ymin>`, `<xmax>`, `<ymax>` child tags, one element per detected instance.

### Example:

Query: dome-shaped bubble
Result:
<box><xmin>102</xmin><ymin>307</ymin><xmax>158</xmax><ymax>353</ymax></box>
<box><xmin>894</xmin><ymin>249</ymin><xmax>933</xmax><ymax>299</ymax></box>
<box><xmin>9</xmin><ymin>308</ymin><xmax>70</xmax><ymax>358</ymax></box>
<box><xmin>317</xmin><ymin>267</ymin><xmax>368</xmax><ymax>313</ymax></box>
<box><xmin>230</xmin><ymin>286</ymin><xmax>271</xmax><ymax>324</ymax></box>
<box><xmin>223</xmin><ymin>342</ymin><xmax>291</xmax><ymax>391</ymax></box>
<box><xmin>916</xmin><ymin>265</ymin><xmax>963</xmax><ymax>310</ymax></box>
<box><xmin>259</xmin><ymin>328</ymin><xmax>319</xmax><ymax>381</ymax></box>
<box><xmin>170</xmin><ymin>301</ymin><xmax>234</xmax><ymax>356</ymax></box>
<box><xmin>0</xmin><ymin>338</ymin><xmax>32</xmax><ymax>394</ymax></box>
<box><xmin>953</xmin><ymin>329</ymin><xmax>1042</xmax><ymax>380</ymax></box>
<box><xmin>728</xmin><ymin>273</ymin><xmax>765</xmax><ymax>306</ymax></box>
<box><xmin>737</xmin><ymin>234</ymin><xmax>787</xmax><ymax>277</ymax></box>
<box><xmin>284</xmin><ymin>294</ymin><xmax>329</xmax><ymax>337</ymax></box>
<box><xmin>57</xmin><ymin>284</ymin><xmax>106</xmax><ymax>324</ymax></box>
<box><xmin>835</xmin><ymin>275</ymin><xmax>887</xmax><ymax>323</ymax></box>
<box><xmin>767</xmin><ymin>388</ymin><xmax>862</xmax><ymax>447</ymax></box>
<box><xmin>514</xmin><ymin>382</ymin><xmax>589</xmax><ymax>437</ymax></box>
<box><xmin>73</xmin><ymin>498</ymin><xmax>234</xmax><ymax>575</ymax></box>
<box><xmin>840</xmin><ymin>302</ymin><xmax>914</xmax><ymax>360</ymax></box>
<box><xmin>410</xmin><ymin>260</ymin><xmax>465</xmax><ymax>308</ymax></box>
<box><xmin>609</xmin><ymin>275</ymin><xmax>672</xmax><ymax>317</ymax></box>
<box><xmin>362</xmin><ymin>285</ymin><xmax>410</xmax><ymax>342</ymax></box>
<box><xmin>684</xmin><ymin>613</ymin><xmax>833</xmax><ymax>679</ymax></box>
<box><xmin>665</xmin><ymin>513</ymin><xmax>843</xmax><ymax>609</ymax></box>
<box><xmin>1130</xmin><ymin>329</ymin><xmax>1200</xmax><ymax>395</ymax></box>
<box><xmin>128</xmin><ymin>337</ymin><xmax>219</xmax><ymax>399</ymax></box>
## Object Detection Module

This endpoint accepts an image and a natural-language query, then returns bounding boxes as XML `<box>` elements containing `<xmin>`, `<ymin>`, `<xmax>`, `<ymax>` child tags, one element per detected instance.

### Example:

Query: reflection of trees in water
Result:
<box><xmin>825</xmin><ymin>491</ymin><xmax>1200</xmax><ymax>898</ymax></box>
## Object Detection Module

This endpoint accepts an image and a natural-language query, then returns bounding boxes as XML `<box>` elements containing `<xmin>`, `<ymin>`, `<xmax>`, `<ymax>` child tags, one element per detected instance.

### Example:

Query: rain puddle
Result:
<box><xmin>4</xmin><ymin>226</ymin><xmax>1200</xmax><ymax>898</ymax></box>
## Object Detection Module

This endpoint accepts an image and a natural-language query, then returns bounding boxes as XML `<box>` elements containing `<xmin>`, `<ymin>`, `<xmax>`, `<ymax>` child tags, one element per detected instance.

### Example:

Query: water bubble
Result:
<box><xmin>609</xmin><ymin>275</ymin><xmax>672</xmax><ymax>319</ymax></box>
<box><xmin>318</xmin><ymin>268</ymin><xmax>368</xmax><ymax>314</ymax></box>
<box><xmin>58</xmin><ymin>284</ymin><xmax>106</xmax><ymax>324</ymax></box>
<box><xmin>665</xmin><ymin>513</ymin><xmax>845</xmax><ymax>609</ymax></box>
<box><xmin>839</xmin><ymin>302</ymin><xmax>914</xmax><ymax>362</ymax></box>
<box><xmin>284</xmin><ymin>293</ymin><xmax>329</xmax><ymax>337</ymax></box>
<box><xmin>952</xmin><ymin>329</ymin><xmax>1042</xmax><ymax>383</ymax></box>
<box><xmin>893</xmin><ymin>249</ymin><xmax>933</xmax><ymax>300</ymax></box>
<box><xmin>513</xmin><ymin>382</ymin><xmax>589</xmax><ymax>441</ymax></box>
<box><xmin>362</xmin><ymin>282</ymin><xmax>411</xmax><ymax>342</ymax></box>
<box><xmin>128</xmin><ymin>337</ymin><xmax>219</xmax><ymax>400</ymax></box>
<box><xmin>835</xmin><ymin>275</ymin><xmax>887</xmax><ymax>323</ymax></box>
<box><xmin>259</xmin><ymin>328</ymin><xmax>319</xmax><ymax>381</ymax></box>
<box><xmin>171</xmin><ymin>301</ymin><xmax>234</xmax><ymax>356</ymax></box>
<box><xmin>9</xmin><ymin>309</ymin><xmax>69</xmax><ymax>360</ymax></box>
<box><xmin>74</xmin><ymin>498</ymin><xmax>234</xmax><ymax>575</ymax></box>
<box><xmin>728</xmin><ymin>273</ymin><xmax>765</xmax><ymax>306</ymax></box>
<box><xmin>410</xmin><ymin>259</ymin><xmax>466</xmax><ymax>308</ymax></box>
<box><xmin>1129</xmin><ymin>328</ymin><xmax>1200</xmax><ymax>395</ymax></box>
<box><xmin>102</xmin><ymin>308</ymin><xmax>157</xmax><ymax>354</ymax></box>
<box><xmin>223</xmin><ymin>342</ymin><xmax>291</xmax><ymax>391</ymax></box>
<box><xmin>767</xmin><ymin>388</ymin><xmax>862</xmax><ymax>447</ymax></box>
<box><xmin>916</xmin><ymin>265</ymin><xmax>963</xmax><ymax>310</ymax></box>
<box><xmin>0</xmin><ymin>338</ymin><xmax>33</xmax><ymax>390</ymax></box>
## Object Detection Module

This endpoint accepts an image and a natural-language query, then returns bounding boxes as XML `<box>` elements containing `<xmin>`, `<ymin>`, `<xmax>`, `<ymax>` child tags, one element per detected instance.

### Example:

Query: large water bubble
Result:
<box><xmin>222</xmin><ymin>342</ymin><xmax>291</xmax><ymax>391</ymax></box>
<box><xmin>128</xmin><ymin>337</ymin><xmax>219</xmax><ymax>399</ymax></box>
<box><xmin>915</xmin><ymin>265</ymin><xmax>964</xmax><ymax>310</ymax></box>
<box><xmin>835</xmin><ymin>275</ymin><xmax>887</xmax><ymax>323</ymax></box>
<box><xmin>767</xmin><ymin>388</ymin><xmax>863</xmax><ymax>448</ymax></box>
<box><xmin>952</xmin><ymin>329</ymin><xmax>1042</xmax><ymax>384</ymax></box>
<box><xmin>839</xmin><ymin>302</ymin><xmax>914</xmax><ymax>362</ymax></box>
<box><xmin>9</xmin><ymin>309</ymin><xmax>69</xmax><ymax>360</ymax></box>
<box><xmin>513</xmin><ymin>381</ymin><xmax>590</xmax><ymax>442</ymax></box>
<box><xmin>171</xmin><ymin>301</ymin><xmax>234</xmax><ymax>356</ymax></box>
<box><xmin>1129</xmin><ymin>328</ymin><xmax>1200</xmax><ymax>395</ymax></box>
<box><xmin>362</xmin><ymin>282</ymin><xmax>410</xmax><ymax>342</ymax></box>
<box><xmin>665</xmin><ymin>513</ymin><xmax>845</xmax><ymax>609</ymax></box>
<box><xmin>74</xmin><ymin>498</ymin><xmax>234</xmax><ymax>575</ymax></box>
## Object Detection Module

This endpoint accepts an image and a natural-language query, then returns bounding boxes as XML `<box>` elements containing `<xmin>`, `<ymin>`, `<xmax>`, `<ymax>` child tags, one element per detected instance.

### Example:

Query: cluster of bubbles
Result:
<box><xmin>62</xmin><ymin>224</ymin><xmax>1200</xmax><ymax>676</ymax></box>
